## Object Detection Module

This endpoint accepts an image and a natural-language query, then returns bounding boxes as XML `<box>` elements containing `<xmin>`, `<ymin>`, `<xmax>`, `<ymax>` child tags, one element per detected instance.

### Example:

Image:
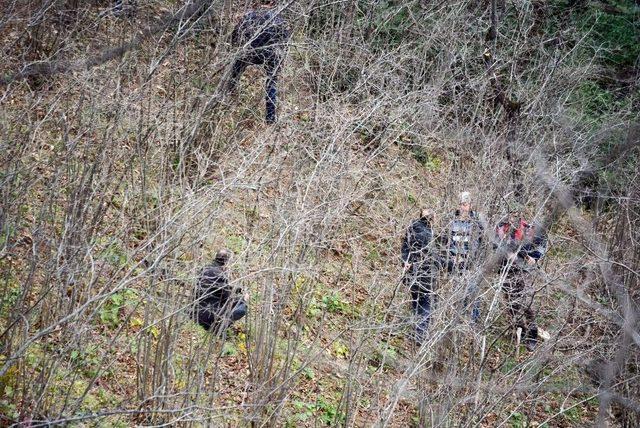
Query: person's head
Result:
<box><xmin>420</xmin><ymin>208</ymin><xmax>434</xmax><ymax>222</ymax></box>
<box><xmin>506</xmin><ymin>202</ymin><xmax>524</xmax><ymax>225</ymax></box>
<box><xmin>458</xmin><ymin>191</ymin><xmax>472</xmax><ymax>214</ymax></box>
<box><xmin>214</xmin><ymin>249</ymin><xmax>232</xmax><ymax>266</ymax></box>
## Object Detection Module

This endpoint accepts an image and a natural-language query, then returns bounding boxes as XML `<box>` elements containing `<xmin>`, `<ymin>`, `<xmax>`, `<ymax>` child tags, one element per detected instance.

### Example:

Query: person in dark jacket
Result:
<box><xmin>194</xmin><ymin>249</ymin><xmax>247</xmax><ymax>333</ymax></box>
<box><xmin>402</xmin><ymin>209</ymin><xmax>444</xmax><ymax>343</ymax></box>
<box><xmin>494</xmin><ymin>206</ymin><xmax>547</xmax><ymax>351</ymax></box>
<box><xmin>444</xmin><ymin>191</ymin><xmax>486</xmax><ymax>322</ymax></box>
<box><xmin>228</xmin><ymin>9</ymin><xmax>290</xmax><ymax>124</ymax></box>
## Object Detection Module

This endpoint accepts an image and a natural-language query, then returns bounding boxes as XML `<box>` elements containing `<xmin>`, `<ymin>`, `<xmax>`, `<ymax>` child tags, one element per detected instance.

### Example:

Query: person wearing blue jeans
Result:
<box><xmin>444</xmin><ymin>191</ymin><xmax>485</xmax><ymax>323</ymax></box>
<box><xmin>402</xmin><ymin>209</ymin><xmax>443</xmax><ymax>343</ymax></box>
<box><xmin>194</xmin><ymin>249</ymin><xmax>247</xmax><ymax>334</ymax></box>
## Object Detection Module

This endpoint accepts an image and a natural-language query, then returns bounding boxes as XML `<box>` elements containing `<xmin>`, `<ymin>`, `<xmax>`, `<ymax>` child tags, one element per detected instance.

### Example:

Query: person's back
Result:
<box><xmin>231</xmin><ymin>10</ymin><xmax>290</xmax><ymax>52</ymax></box>
<box><xmin>197</xmin><ymin>263</ymin><xmax>230</xmax><ymax>309</ymax></box>
<box><xmin>194</xmin><ymin>250</ymin><xmax>246</xmax><ymax>332</ymax></box>
<box><xmin>401</xmin><ymin>209</ymin><xmax>442</xmax><ymax>343</ymax></box>
<box><xmin>402</xmin><ymin>217</ymin><xmax>436</xmax><ymax>271</ymax></box>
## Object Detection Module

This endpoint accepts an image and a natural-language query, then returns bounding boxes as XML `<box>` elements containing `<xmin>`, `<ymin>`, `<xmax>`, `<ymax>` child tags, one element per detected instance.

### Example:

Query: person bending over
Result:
<box><xmin>194</xmin><ymin>249</ymin><xmax>247</xmax><ymax>334</ymax></box>
<box><xmin>228</xmin><ymin>8</ymin><xmax>291</xmax><ymax>124</ymax></box>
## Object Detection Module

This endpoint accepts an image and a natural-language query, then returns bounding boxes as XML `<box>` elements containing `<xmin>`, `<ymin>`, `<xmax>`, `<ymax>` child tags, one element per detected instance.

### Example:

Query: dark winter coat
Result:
<box><xmin>401</xmin><ymin>218</ymin><xmax>443</xmax><ymax>292</ymax></box>
<box><xmin>231</xmin><ymin>10</ymin><xmax>290</xmax><ymax>52</ymax></box>
<box><xmin>194</xmin><ymin>261</ymin><xmax>243</xmax><ymax>330</ymax></box>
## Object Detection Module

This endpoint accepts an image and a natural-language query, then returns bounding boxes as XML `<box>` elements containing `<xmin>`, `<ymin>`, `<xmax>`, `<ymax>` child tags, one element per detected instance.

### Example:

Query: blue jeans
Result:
<box><xmin>465</xmin><ymin>281</ymin><xmax>481</xmax><ymax>323</ymax></box>
<box><xmin>229</xmin><ymin>300</ymin><xmax>247</xmax><ymax>322</ymax></box>
<box><xmin>229</xmin><ymin>51</ymin><xmax>282</xmax><ymax>124</ymax></box>
<box><xmin>196</xmin><ymin>299</ymin><xmax>247</xmax><ymax>331</ymax></box>
<box><xmin>448</xmin><ymin>260</ymin><xmax>481</xmax><ymax>323</ymax></box>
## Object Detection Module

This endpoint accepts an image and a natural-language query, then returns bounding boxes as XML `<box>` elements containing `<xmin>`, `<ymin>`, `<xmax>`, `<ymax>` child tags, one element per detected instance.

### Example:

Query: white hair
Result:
<box><xmin>459</xmin><ymin>191</ymin><xmax>471</xmax><ymax>204</ymax></box>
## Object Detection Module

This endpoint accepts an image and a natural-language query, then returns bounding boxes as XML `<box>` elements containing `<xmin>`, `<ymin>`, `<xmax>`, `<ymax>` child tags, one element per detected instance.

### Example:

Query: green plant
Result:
<box><xmin>322</xmin><ymin>292</ymin><xmax>350</xmax><ymax>315</ymax></box>
<box><xmin>332</xmin><ymin>340</ymin><xmax>349</xmax><ymax>359</ymax></box>
<box><xmin>225</xmin><ymin>234</ymin><xmax>247</xmax><ymax>254</ymax></box>
<box><xmin>368</xmin><ymin>342</ymin><xmax>399</xmax><ymax>370</ymax></box>
<box><xmin>500</xmin><ymin>356</ymin><xmax>519</xmax><ymax>374</ymax></box>
<box><xmin>366</xmin><ymin>244</ymin><xmax>381</xmax><ymax>263</ymax></box>
<box><xmin>291</xmin><ymin>398</ymin><xmax>345</xmax><ymax>426</ymax></box>
<box><xmin>581</xmin><ymin>7</ymin><xmax>640</xmax><ymax>66</ymax></box>
<box><xmin>508</xmin><ymin>411</ymin><xmax>526</xmax><ymax>428</ymax></box>
<box><xmin>306</xmin><ymin>296</ymin><xmax>322</xmax><ymax>318</ymax></box>
<box><xmin>222</xmin><ymin>342</ymin><xmax>238</xmax><ymax>357</ymax></box>
<box><xmin>99</xmin><ymin>288</ymin><xmax>138</xmax><ymax>329</ymax></box>
<box><xmin>410</xmin><ymin>147</ymin><xmax>442</xmax><ymax>171</ymax></box>
<box><xmin>101</xmin><ymin>241</ymin><xmax>129</xmax><ymax>268</ymax></box>
<box><xmin>573</xmin><ymin>81</ymin><xmax>616</xmax><ymax>119</ymax></box>
<box><xmin>0</xmin><ymin>275</ymin><xmax>21</xmax><ymax>322</ymax></box>
<box><xmin>559</xmin><ymin>404</ymin><xmax>582</xmax><ymax>423</ymax></box>
<box><xmin>69</xmin><ymin>344</ymin><xmax>101</xmax><ymax>378</ymax></box>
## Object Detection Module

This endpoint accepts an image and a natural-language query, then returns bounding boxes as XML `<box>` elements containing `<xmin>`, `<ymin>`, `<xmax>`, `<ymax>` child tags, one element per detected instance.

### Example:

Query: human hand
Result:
<box><xmin>526</xmin><ymin>256</ymin><xmax>536</xmax><ymax>266</ymax></box>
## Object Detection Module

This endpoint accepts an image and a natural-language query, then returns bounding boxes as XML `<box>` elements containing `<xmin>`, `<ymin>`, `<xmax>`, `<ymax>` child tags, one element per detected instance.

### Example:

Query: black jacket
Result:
<box><xmin>231</xmin><ymin>10</ymin><xmax>290</xmax><ymax>52</ymax></box>
<box><xmin>401</xmin><ymin>218</ymin><xmax>443</xmax><ymax>269</ymax></box>
<box><xmin>196</xmin><ymin>261</ymin><xmax>239</xmax><ymax>309</ymax></box>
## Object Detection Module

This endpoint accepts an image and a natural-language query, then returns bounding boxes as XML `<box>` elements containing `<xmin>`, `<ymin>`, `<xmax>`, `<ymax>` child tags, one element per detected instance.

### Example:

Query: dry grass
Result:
<box><xmin>0</xmin><ymin>1</ymin><xmax>638</xmax><ymax>426</ymax></box>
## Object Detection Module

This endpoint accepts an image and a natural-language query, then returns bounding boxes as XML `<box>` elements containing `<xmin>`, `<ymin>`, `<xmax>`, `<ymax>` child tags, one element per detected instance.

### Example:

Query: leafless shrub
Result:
<box><xmin>0</xmin><ymin>0</ymin><xmax>638</xmax><ymax>426</ymax></box>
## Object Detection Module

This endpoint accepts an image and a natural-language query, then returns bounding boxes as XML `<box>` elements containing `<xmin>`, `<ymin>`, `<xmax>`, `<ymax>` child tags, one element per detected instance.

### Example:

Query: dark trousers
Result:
<box><xmin>501</xmin><ymin>269</ymin><xmax>538</xmax><ymax>343</ymax></box>
<box><xmin>410</xmin><ymin>288</ymin><xmax>432</xmax><ymax>342</ymax></box>
<box><xmin>405</xmin><ymin>267</ymin><xmax>435</xmax><ymax>342</ymax></box>
<box><xmin>196</xmin><ymin>299</ymin><xmax>247</xmax><ymax>332</ymax></box>
<box><xmin>228</xmin><ymin>49</ymin><xmax>282</xmax><ymax>124</ymax></box>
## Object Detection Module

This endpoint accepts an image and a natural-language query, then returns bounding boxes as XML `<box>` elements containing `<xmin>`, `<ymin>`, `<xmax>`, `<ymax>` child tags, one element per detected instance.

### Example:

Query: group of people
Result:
<box><xmin>192</xmin><ymin>191</ymin><xmax>547</xmax><ymax>353</ymax></box>
<box><xmin>189</xmin><ymin>10</ymin><xmax>547</xmax><ymax>351</ymax></box>
<box><xmin>401</xmin><ymin>192</ymin><xmax>547</xmax><ymax>351</ymax></box>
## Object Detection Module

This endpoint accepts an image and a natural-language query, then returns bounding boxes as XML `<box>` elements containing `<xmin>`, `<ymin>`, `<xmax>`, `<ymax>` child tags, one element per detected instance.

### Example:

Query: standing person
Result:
<box><xmin>194</xmin><ymin>249</ymin><xmax>247</xmax><ymax>333</ymax></box>
<box><xmin>402</xmin><ymin>208</ymin><xmax>443</xmax><ymax>343</ymax></box>
<box><xmin>228</xmin><ymin>8</ymin><xmax>291</xmax><ymax>124</ymax></box>
<box><xmin>494</xmin><ymin>206</ymin><xmax>547</xmax><ymax>351</ymax></box>
<box><xmin>444</xmin><ymin>191</ymin><xmax>486</xmax><ymax>322</ymax></box>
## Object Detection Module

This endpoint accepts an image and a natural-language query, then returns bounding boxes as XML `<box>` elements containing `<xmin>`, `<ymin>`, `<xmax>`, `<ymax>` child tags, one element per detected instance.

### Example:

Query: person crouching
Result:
<box><xmin>194</xmin><ymin>249</ymin><xmax>247</xmax><ymax>334</ymax></box>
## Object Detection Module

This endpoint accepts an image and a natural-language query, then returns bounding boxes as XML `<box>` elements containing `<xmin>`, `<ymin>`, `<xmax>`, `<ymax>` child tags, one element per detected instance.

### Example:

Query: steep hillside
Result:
<box><xmin>1</xmin><ymin>1</ymin><xmax>638</xmax><ymax>426</ymax></box>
